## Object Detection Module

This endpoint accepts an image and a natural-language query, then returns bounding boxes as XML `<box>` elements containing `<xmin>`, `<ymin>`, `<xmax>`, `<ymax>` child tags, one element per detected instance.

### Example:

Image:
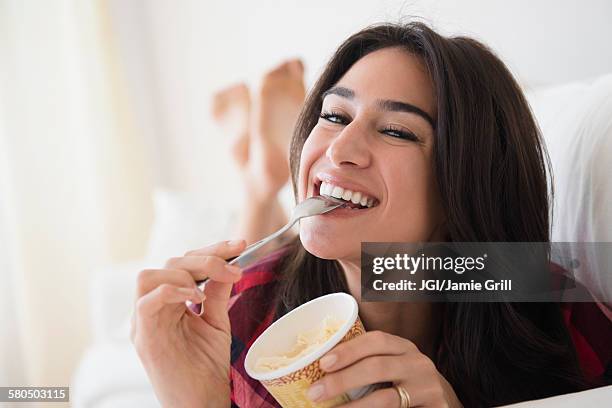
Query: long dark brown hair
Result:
<box><xmin>271</xmin><ymin>22</ymin><xmax>587</xmax><ymax>406</ymax></box>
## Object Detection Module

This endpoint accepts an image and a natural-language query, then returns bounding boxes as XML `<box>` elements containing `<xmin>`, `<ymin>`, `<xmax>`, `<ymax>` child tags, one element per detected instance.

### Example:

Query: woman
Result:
<box><xmin>131</xmin><ymin>22</ymin><xmax>594</xmax><ymax>407</ymax></box>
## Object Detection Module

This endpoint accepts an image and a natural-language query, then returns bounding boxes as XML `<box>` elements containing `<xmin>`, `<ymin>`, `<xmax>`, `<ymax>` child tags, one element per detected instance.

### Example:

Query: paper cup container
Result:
<box><xmin>244</xmin><ymin>292</ymin><xmax>370</xmax><ymax>408</ymax></box>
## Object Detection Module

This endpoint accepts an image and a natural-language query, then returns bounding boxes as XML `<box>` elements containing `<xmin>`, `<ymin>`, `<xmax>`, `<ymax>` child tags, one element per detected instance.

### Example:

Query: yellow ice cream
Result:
<box><xmin>255</xmin><ymin>316</ymin><xmax>344</xmax><ymax>373</ymax></box>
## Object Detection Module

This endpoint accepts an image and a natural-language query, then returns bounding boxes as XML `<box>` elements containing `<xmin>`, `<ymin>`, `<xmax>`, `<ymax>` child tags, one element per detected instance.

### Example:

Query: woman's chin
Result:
<box><xmin>299</xmin><ymin>225</ymin><xmax>356</xmax><ymax>260</ymax></box>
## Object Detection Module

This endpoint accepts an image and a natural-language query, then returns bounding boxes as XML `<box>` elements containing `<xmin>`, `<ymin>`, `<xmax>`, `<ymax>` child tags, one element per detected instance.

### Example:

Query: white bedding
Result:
<box><xmin>500</xmin><ymin>384</ymin><xmax>611</xmax><ymax>407</ymax></box>
<box><xmin>526</xmin><ymin>74</ymin><xmax>612</xmax><ymax>304</ymax></box>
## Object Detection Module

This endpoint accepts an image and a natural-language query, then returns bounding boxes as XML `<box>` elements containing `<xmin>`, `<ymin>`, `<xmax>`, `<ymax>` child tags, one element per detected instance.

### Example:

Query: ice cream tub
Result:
<box><xmin>244</xmin><ymin>292</ymin><xmax>371</xmax><ymax>408</ymax></box>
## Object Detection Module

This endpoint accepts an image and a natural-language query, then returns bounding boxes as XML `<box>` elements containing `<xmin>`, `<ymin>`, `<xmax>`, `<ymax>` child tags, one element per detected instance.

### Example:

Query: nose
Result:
<box><xmin>325</xmin><ymin>121</ymin><xmax>371</xmax><ymax>168</ymax></box>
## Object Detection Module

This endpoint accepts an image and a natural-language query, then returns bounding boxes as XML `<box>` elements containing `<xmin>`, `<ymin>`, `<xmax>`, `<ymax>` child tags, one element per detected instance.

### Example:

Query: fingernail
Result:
<box><xmin>226</xmin><ymin>264</ymin><xmax>242</xmax><ymax>275</ymax></box>
<box><xmin>306</xmin><ymin>384</ymin><xmax>324</xmax><ymax>401</ymax></box>
<box><xmin>227</xmin><ymin>239</ymin><xmax>243</xmax><ymax>247</ymax></box>
<box><xmin>319</xmin><ymin>354</ymin><xmax>337</xmax><ymax>370</ymax></box>
<box><xmin>187</xmin><ymin>300</ymin><xmax>203</xmax><ymax>316</ymax></box>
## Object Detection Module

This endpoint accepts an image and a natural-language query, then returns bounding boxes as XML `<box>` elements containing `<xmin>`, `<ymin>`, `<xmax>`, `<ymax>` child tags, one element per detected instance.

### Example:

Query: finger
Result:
<box><xmin>164</xmin><ymin>255</ymin><xmax>243</xmax><ymax>283</ymax></box>
<box><xmin>135</xmin><ymin>283</ymin><xmax>206</xmax><ymax>319</ymax></box>
<box><xmin>184</xmin><ymin>239</ymin><xmax>246</xmax><ymax>258</ymax></box>
<box><xmin>309</xmin><ymin>356</ymin><xmax>408</xmax><ymax>402</ymax></box>
<box><xmin>129</xmin><ymin>308</ymin><xmax>137</xmax><ymax>342</ymax></box>
<box><xmin>340</xmin><ymin>387</ymin><xmax>399</xmax><ymax>408</ymax></box>
<box><xmin>180</xmin><ymin>240</ymin><xmax>246</xmax><ymax>329</ymax></box>
<box><xmin>343</xmin><ymin>383</ymin><xmax>440</xmax><ymax>408</ymax></box>
<box><xmin>198</xmin><ymin>279</ymin><xmax>236</xmax><ymax>330</ymax></box>
<box><xmin>136</xmin><ymin>268</ymin><xmax>197</xmax><ymax>299</ymax></box>
<box><xmin>320</xmin><ymin>330</ymin><xmax>416</xmax><ymax>372</ymax></box>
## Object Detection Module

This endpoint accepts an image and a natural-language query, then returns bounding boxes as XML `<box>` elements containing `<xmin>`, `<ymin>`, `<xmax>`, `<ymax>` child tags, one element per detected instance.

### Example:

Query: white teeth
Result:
<box><xmin>331</xmin><ymin>186</ymin><xmax>344</xmax><ymax>199</ymax></box>
<box><xmin>321</xmin><ymin>181</ymin><xmax>332</xmax><ymax>196</ymax></box>
<box><xmin>320</xmin><ymin>182</ymin><xmax>331</xmax><ymax>195</ymax></box>
<box><xmin>319</xmin><ymin>181</ymin><xmax>376</xmax><ymax>208</ymax></box>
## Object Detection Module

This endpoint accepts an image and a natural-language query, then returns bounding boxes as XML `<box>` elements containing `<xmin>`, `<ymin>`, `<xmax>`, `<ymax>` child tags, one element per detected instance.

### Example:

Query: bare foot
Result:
<box><xmin>211</xmin><ymin>83</ymin><xmax>251</xmax><ymax>168</ymax></box>
<box><xmin>248</xmin><ymin>59</ymin><xmax>306</xmax><ymax>200</ymax></box>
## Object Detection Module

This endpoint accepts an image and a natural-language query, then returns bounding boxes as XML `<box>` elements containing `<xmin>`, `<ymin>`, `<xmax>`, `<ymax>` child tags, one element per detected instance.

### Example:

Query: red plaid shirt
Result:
<box><xmin>228</xmin><ymin>249</ymin><xmax>611</xmax><ymax>407</ymax></box>
<box><xmin>229</xmin><ymin>248</ymin><xmax>286</xmax><ymax>408</ymax></box>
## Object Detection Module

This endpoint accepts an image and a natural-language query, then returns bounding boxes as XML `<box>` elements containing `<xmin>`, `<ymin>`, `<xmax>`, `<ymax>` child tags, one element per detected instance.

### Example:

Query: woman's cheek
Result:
<box><xmin>297</xmin><ymin>149</ymin><xmax>314</xmax><ymax>200</ymax></box>
<box><xmin>298</xmin><ymin>131</ymin><xmax>329</xmax><ymax>199</ymax></box>
<box><xmin>383</xmin><ymin>169</ymin><xmax>433</xmax><ymax>241</ymax></box>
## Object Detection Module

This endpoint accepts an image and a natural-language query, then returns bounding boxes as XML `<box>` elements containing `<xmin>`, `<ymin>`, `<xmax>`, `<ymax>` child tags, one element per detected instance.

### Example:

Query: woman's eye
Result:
<box><xmin>381</xmin><ymin>126</ymin><xmax>420</xmax><ymax>142</ymax></box>
<box><xmin>318</xmin><ymin>112</ymin><xmax>420</xmax><ymax>144</ymax></box>
<box><xmin>319</xmin><ymin>111</ymin><xmax>349</xmax><ymax>125</ymax></box>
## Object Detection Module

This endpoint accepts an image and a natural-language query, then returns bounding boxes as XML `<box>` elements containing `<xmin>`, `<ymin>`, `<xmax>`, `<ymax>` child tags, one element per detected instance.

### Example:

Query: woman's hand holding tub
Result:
<box><xmin>309</xmin><ymin>330</ymin><xmax>463</xmax><ymax>408</ymax></box>
<box><xmin>130</xmin><ymin>240</ymin><xmax>246</xmax><ymax>407</ymax></box>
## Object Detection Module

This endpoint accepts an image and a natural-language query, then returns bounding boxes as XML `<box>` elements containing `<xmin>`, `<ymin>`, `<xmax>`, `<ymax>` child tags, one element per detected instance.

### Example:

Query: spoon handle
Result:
<box><xmin>194</xmin><ymin>219</ymin><xmax>295</xmax><ymax>286</ymax></box>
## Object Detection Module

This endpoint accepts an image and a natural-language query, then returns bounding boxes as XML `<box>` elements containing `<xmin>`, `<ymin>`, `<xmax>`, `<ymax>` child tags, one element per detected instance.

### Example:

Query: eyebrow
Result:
<box><xmin>321</xmin><ymin>86</ymin><xmax>436</xmax><ymax>129</ymax></box>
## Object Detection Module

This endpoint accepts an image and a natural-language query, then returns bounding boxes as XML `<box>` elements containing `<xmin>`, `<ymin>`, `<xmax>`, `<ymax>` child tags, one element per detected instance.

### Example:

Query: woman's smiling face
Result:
<box><xmin>298</xmin><ymin>47</ymin><xmax>445</xmax><ymax>263</ymax></box>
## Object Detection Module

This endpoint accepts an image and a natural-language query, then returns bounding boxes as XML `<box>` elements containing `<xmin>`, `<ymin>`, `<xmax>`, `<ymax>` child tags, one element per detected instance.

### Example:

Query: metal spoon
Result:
<box><xmin>187</xmin><ymin>195</ymin><xmax>345</xmax><ymax>315</ymax></box>
<box><xmin>197</xmin><ymin>195</ymin><xmax>344</xmax><ymax>282</ymax></box>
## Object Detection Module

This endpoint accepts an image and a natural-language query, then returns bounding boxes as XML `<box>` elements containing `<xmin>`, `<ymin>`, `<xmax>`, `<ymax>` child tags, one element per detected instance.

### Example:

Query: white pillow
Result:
<box><xmin>526</xmin><ymin>74</ymin><xmax>612</xmax><ymax>304</ymax></box>
<box><xmin>145</xmin><ymin>189</ymin><xmax>235</xmax><ymax>265</ymax></box>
